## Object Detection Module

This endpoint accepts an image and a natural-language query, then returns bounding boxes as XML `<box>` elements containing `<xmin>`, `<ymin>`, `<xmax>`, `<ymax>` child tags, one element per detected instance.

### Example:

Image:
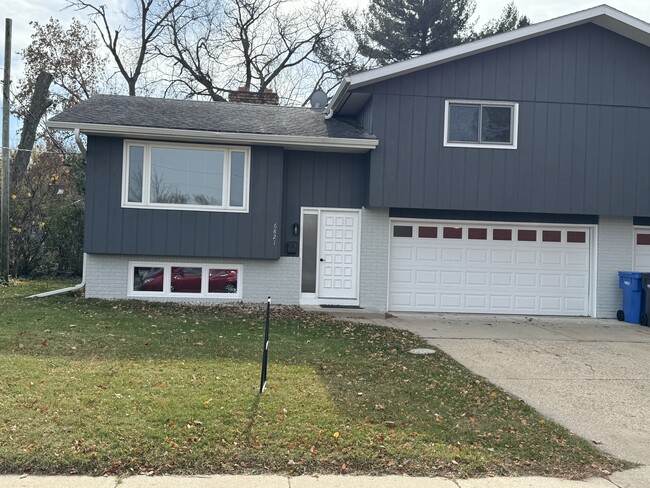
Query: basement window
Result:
<box><xmin>129</xmin><ymin>262</ymin><xmax>241</xmax><ymax>298</ymax></box>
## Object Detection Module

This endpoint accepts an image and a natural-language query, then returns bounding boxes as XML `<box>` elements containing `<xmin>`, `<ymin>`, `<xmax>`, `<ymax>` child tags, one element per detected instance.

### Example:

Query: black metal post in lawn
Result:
<box><xmin>259</xmin><ymin>297</ymin><xmax>271</xmax><ymax>394</ymax></box>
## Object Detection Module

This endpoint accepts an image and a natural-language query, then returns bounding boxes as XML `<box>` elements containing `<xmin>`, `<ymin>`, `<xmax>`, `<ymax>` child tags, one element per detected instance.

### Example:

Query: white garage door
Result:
<box><xmin>389</xmin><ymin>221</ymin><xmax>592</xmax><ymax>315</ymax></box>
<box><xmin>634</xmin><ymin>227</ymin><xmax>650</xmax><ymax>271</ymax></box>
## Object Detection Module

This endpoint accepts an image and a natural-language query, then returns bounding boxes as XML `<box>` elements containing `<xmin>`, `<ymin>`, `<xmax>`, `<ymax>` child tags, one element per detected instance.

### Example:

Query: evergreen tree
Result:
<box><xmin>346</xmin><ymin>0</ymin><xmax>477</xmax><ymax>65</ymax></box>
<box><xmin>475</xmin><ymin>2</ymin><xmax>530</xmax><ymax>39</ymax></box>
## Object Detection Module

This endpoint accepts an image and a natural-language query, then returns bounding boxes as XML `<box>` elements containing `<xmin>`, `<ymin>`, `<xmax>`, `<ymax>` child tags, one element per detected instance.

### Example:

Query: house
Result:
<box><xmin>48</xmin><ymin>5</ymin><xmax>650</xmax><ymax>318</ymax></box>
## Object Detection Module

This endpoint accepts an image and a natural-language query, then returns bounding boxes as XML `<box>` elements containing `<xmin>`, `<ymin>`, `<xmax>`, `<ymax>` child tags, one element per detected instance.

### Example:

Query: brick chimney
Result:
<box><xmin>228</xmin><ymin>86</ymin><xmax>279</xmax><ymax>105</ymax></box>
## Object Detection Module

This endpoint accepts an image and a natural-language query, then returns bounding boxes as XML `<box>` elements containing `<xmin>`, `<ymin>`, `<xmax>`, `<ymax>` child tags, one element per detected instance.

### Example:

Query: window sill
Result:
<box><xmin>122</xmin><ymin>203</ymin><xmax>249</xmax><ymax>213</ymax></box>
<box><xmin>444</xmin><ymin>141</ymin><xmax>517</xmax><ymax>150</ymax></box>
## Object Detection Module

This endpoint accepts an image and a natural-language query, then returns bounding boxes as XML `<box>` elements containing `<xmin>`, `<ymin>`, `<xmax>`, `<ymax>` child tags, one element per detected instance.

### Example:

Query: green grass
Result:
<box><xmin>0</xmin><ymin>280</ymin><xmax>630</xmax><ymax>478</ymax></box>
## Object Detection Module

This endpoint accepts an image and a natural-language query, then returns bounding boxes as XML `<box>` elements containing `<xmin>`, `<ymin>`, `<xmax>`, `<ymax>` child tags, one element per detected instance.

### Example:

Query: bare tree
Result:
<box><xmin>158</xmin><ymin>0</ymin><xmax>344</xmax><ymax>103</ymax></box>
<box><xmin>67</xmin><ymin>0</ymin><xmax>185</xmax><ymax>96</ymax></box>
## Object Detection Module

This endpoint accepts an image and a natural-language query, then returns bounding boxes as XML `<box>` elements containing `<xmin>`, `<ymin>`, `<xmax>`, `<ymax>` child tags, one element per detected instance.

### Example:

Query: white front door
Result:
<box><xmin>317</xmin><ymin>211</ymin><xmax>359</xmax><ymax>299</ymax></box>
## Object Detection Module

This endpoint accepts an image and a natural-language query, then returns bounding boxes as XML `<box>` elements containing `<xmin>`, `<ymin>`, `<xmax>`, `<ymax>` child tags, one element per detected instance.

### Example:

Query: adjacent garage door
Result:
<box><xmin>634</xmin><ymin>227</ymin><xmax>650</xmax><ymax>271</ymax></box>
<box><xmin>389</xmin><ymin>221</ymin><xmax>592</xmax><ymax>315</ymax></box>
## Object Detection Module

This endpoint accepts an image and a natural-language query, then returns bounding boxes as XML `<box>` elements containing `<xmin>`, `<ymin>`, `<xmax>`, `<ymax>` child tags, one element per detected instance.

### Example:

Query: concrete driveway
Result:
<box><xmin>377</xmin><ymin>314</ymin><xmax>650</xmax><ymax>467</ymax></box>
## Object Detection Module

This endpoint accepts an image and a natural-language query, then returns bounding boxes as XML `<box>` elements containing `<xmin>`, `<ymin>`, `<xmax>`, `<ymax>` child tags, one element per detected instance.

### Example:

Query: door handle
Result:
<box><xmin>319</xmin><ymin>258</ymin><xmax>324</xmax><ymax>262</ymax></box>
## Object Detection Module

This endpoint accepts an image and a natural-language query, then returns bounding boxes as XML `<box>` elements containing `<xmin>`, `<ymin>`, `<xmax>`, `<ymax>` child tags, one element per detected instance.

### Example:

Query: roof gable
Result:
<box><xmin>329</xmin><ymin>4</ymin><xmax>650</xmax><ymax>116</ymax></box>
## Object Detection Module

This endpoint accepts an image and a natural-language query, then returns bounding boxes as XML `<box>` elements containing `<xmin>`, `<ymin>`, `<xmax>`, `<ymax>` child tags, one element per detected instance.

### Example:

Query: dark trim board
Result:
<box><xmin>389</xmin><ymin>208</ymin><xmax>598</xmax><ymax>224</ymax></box>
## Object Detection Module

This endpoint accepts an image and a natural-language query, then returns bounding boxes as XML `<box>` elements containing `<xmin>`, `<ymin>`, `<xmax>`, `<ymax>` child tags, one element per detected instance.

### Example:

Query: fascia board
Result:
<box><xmin>47</xmin><ymin>120</ymin><xmax>379</xmax><ymax>152</ymax></box>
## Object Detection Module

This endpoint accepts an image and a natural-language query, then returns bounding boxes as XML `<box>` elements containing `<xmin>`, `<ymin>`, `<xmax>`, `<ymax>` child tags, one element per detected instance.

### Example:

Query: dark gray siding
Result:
<box><xmin>390</xmin><ymin>208</ymin><xmax>597</xmax><ymax>224</ymax></box>
<box><xmin>356</xmin><ymin>99</ymin><xmax>373</xmax><ymax>133</ymax></box>
<box><xmin>356</xmin><ymin>23</ymin><xmax>650</xmax><ymax>217</ymax></box>
<box><xmin>85</xmin><ymin>136</ymin><xmax>284</xmax><ymax>259</ymax></box>
<box><xmin>281</xmin><ymin>151</ymin><xmax>368</xmax><ymax>255</ymax></box>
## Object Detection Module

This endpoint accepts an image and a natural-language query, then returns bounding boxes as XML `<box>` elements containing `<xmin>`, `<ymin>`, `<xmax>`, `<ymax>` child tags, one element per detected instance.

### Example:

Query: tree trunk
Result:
<box><xmin>12</xmin><ymin>71</ymin><xmax>53</xmax><ymax>186</ymax></box>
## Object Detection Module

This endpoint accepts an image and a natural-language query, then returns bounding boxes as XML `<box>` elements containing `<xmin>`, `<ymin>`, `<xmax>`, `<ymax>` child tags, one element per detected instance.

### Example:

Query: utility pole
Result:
<box><xmin>1</xmin><ymin>18</ymin><xmax>11</xmax><ymax>283</ymax></box>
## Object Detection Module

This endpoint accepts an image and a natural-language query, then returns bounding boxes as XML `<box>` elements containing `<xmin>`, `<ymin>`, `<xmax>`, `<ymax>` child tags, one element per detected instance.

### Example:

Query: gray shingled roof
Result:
<box><xmin>49</xmin><ymin>94</ymin><xmax>374</xmax><ymax>140</ymax></box>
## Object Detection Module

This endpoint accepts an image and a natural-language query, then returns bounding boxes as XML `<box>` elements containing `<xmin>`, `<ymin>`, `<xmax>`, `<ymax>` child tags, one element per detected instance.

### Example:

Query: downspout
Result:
<box><xmin>27</xmin><ymin>252</ymin><xmax>87</xmax><ymax>298</ymax></box>
<box><xmin>74</xmin><ymin>128</ymin><xmax>87</xmax><ymax>158</ymax></box>
<box><xmin>27</xmin><ymin>130</ymin><xmax>88</xmax><ymax>299</ymax></box>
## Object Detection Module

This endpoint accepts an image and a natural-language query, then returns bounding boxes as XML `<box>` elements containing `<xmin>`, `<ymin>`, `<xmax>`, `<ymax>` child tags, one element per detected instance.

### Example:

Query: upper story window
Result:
<box><xmin>122</xmin><ymin>140</ymin><xmax>250</xmax><ymax>212</ymax></box>
<box><xmin>444</xmin><ymin>100</ymin><xmax>518</xmax><ymax>149</ymax></box>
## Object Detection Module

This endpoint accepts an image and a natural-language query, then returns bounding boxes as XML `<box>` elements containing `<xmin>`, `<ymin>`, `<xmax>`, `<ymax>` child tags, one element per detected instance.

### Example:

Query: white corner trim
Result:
<box><xmin>328</xmin><ymin>5</ymin><xmax>650</xmax><ymax>113</ymax></box>
<box><xmin>47</xmin><ymin>121</ymin><xmax>379</xmax><ymax>151</ymax></box>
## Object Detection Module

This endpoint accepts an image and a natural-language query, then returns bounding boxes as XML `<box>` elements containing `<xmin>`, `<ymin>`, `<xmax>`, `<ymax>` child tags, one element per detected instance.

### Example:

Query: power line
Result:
<box><xmin>0</xmin><ymin>146</ymin><xmax>81</xmax><ymax>156</ymax></box>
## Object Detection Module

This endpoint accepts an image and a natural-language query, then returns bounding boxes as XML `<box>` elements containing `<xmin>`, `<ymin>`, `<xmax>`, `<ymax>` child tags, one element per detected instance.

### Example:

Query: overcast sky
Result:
<box><xmin>2</xmin><ymin>0</ymin><xmax>650</xmax><ymax>83</ymax></box>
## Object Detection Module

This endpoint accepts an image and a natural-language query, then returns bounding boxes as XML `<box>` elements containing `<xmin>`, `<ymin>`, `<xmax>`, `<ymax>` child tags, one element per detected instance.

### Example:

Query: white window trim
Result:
<box><xmin>128</xmin><ymin>261</ymin><xmax>243</xmax><ymax>299</ymax></box>
<box><xmin>443</xmin><ymin>99</ymin><xmax>519</xmax><ymax>150</ymax></box>
<box><xmin>121</xmin><ymin>140</ymin><xmax>251</xmax><ymax>213</ymax></box>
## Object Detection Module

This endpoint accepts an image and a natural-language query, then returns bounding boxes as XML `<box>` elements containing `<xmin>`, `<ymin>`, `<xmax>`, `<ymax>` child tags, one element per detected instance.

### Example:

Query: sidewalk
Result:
<box><xmin>1</xmin><ymin>467</ymin><xmax>649</xmax><ymax>488</ymax></box>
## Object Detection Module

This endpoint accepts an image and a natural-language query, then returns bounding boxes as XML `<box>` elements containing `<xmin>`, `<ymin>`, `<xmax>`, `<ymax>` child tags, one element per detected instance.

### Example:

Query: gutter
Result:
<box><xmin>48</xmin><ymin>121</ymin><xmax>378</xmax><ymax>152</ymax></box>
<box><xmin>27</xmin><ymin>253</ymin><xmax>87</xmax><ymax>298</ymax></box>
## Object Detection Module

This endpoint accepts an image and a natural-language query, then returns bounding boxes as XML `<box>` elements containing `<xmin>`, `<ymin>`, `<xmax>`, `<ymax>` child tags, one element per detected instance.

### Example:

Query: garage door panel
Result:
<box><xmin>416</xmin><ymin>247</ymin><xmax>438</xmax><ymax>261</ymax></box>
<box><xmin>491</xmin><ymin>250</ymin><xmax>513</xmax><ymax>264</ymax></box>
<box><xmin>391</xmin><ymin>269</ymin><xmax>413</xmax><ymax>284</ymax></box>
<box><xmin>565</xmin><ymin>297</ymin><xmax>588</xmax><ymax>312</ymax></box>
<box><xmin>465</xmin><ymin>295</ymin><xmax>488</xmax><ymax>309</ymax></box>
<box><xmin>391</xmin><ymin>246</ymin><xmax>413</xmax><ymax>261</ymax></box>
<box><xmin>540</xmin><ymin>274</ymin><xmax>562</xmax><ymax>288</ymax></box>
<box><xmin>466</xmin><ymin>272</ymin><xmax>488</xmax><ymax>286</ymax></box>
<box><xmin>490</xmin><ymin>295</ymin><xmax>513</xmax><ymax>310</ymax></box>
<box><xmin>415</xmin><ymin>270</ymin><xmax>437</xmax><ymax>285</ymax></box>
<box><xmin>515</xmin><ymin>273</ymin><xmax>537</xmax><ymax>287</ymax></box>
<box><xmin>566</xmin><ymin>252</ymin><xmax>589</xmax><ymax>266</ymax></box>
<box><xmin>539</xmin><ymin>296</ymin><xmax>561</xmax><ymax>312</ymax></box>
<box><xmin>389</xmin><ymin>221</ymin><xmax>591</xmax><ymax>316</ymax></box>
<box><xmin>441</xmin><ymin>248</ymin><xmax>463</xmax><ymax>262</ymax></box>
<box><xmin>515</xmin><ymin>251</ymin><xmax>538</xmax><ymax>265</ymax></box>
<box><xmin>466</xmin><ymin>249</ymin><xmax>489</xmax><ymax>263</ymax></box>
<box><xmin>565</xmin><ymin>274</ymin><xmax>589</xmax><ymax>289</ymax></box>
<box><xmin>491</xmin><ymin>273</ymin><xmax>513</xmax><ymax>286</ymax></box>
<box><xmin>515</xmin><ymin>296</ymin><xmax>538</xmax><ymax>310</ymax></box>
<box><xmin>440</xmin><ymin>294</ymin><xmax>462</xmax><ymax>307</ymax></box>
<box><xmin>541</xmin><ymin>251</ymin><xmax>563</xmax><ymax>265</ymax></box>
<box><xmin>441</xmin><ymin>271</ymin><xmax>462</xmax><ymax>285</ymax></box>
<box><xmin>414</xmin><ymin>294</ymin><xmax>437</xmax><ymax>307</ymax></box>
<box><xmin>390</xmin><ymin>292</ymin><xmax>413</xmax><ymax>307</ymax></box>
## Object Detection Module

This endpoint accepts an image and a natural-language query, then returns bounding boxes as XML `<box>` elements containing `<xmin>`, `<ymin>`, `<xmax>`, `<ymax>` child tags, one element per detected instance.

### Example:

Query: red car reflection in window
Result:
<box><xmin>139</xmin><ymin>267</ymin><xmax>238</xmax><ymax>293</ymax></box>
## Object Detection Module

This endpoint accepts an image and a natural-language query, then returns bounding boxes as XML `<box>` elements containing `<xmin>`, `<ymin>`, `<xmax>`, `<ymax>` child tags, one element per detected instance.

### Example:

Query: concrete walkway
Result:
<box><xmin>1</xmin><ymin>469</ymin><xmax>649</xmax><ymax>487</ymax></box>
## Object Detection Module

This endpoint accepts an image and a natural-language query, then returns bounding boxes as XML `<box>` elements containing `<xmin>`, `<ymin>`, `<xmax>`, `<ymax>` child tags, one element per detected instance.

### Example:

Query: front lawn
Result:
<box><xmin>0</xmin><ymin>280</ymin><xmax>629</xmax><ymax>478</ymax></box>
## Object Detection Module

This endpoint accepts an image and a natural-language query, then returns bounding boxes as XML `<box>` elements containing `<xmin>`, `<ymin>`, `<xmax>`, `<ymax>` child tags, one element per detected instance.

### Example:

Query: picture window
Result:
<box><xmin>123</xmin><ymin>141</ymin><xmax>250</xmax><ymax>212</ymax></box>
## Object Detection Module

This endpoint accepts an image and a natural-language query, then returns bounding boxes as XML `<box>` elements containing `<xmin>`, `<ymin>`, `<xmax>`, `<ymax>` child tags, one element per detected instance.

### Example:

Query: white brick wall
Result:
<box><xmin>359</xmin><ymin>207</ymin><xmax>390</xmax><ymax>311</ymax></box>
<box><xmin>596</xmin><ymin>216</ymin><xmax>634</xmax><ymax>318</ymax></box>
<box><xmin>86</xmin><ymin>254</ymin><xmax>300</xmax><ymax>305</ymax></box>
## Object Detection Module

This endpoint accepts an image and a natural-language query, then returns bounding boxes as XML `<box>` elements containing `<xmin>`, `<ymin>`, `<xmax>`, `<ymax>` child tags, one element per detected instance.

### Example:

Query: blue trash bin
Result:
<box><xmin>617</xmin><ymin>271</ymin><xmax>644</xmax><ymax>324</ymax></box>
